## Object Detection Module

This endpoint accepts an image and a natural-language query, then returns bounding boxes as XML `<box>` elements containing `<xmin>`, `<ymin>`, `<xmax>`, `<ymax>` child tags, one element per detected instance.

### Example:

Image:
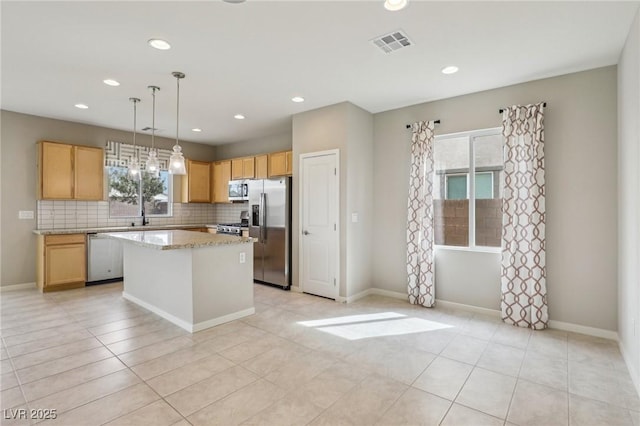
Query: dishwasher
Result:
<box><xmin>87</xmin><ymin>233</ymin><xmax>124</xmax><ymax>283</ymax></box>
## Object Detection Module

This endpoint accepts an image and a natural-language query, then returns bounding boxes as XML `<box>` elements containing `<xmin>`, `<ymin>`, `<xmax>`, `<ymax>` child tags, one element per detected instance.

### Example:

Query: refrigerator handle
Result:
<box><xmin>261</xmin><ymin>193</ymin><xmax>267</xmax><ymax>242</ymax></box>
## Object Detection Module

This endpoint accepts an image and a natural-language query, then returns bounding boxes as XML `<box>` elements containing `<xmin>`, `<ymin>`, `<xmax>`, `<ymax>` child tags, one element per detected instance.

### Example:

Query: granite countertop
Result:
<box><xmin>99</xmin><ymin>229</ymin><xmax>254</xmax><ymax>250</ymax></box>
<box><xmin>33</xmin><ymin>224</ymin><xmax>215</xmax><ymax>235</ymax></box>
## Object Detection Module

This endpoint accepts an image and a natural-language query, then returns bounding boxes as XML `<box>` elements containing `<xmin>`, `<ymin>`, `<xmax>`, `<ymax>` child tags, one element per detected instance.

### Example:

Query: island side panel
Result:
<box><xmin>191</xmin><ymin>243</ymin><xmax>254</xmax><ymax>330</ymax></box>
<box><xmin>121</xmin><ymin>244</ymin><xmax>194</xmax><ymax>329</ymax></box>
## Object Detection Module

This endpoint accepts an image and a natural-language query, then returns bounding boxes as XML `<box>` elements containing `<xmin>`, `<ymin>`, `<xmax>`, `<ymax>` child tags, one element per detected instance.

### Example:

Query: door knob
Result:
<box><xmin>303</xmin><ymin>230</ymin><xmax>310</xmax><ymax>235</ymax></box>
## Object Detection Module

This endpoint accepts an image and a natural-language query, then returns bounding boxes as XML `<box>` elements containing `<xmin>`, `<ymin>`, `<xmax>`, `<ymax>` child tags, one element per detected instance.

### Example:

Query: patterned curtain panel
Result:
<box><xmin>104</xmin><ymin>140</ymin><xmax>173</xmax><ymax>170</ymax></box>
<box><xmin>407</xmin><ymin>121</ymin><xmax>436</xmax><ymax>308</ymax></box>
<box><xmin>500</xmin><ymin>103</ymin><xmax>548</xmax><ymax>330</ymax></box>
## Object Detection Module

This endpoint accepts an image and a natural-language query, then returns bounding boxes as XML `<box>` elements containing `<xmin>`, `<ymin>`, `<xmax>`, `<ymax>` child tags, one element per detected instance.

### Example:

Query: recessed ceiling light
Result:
<box><xmin>223</xmin><ymin>0</ymin><xmax>246</xmax><ymax>3</ymax></box>
<box><xmin>148</xmin><ymin>39</ymin><xmax>171</xmax><ymax>50</ymax></box>
<box><xmin>74</xmin><ymin>103</ymin><xmax>89</xmax><ymax>109</ymax></box>
<box><xmin>234</xmin><ymin>114</ymin><xmax>245</xmax><ymax>120</ymax></box>
<box><xmin>291</xmin><ymin>96</ymin><xmax>305</xmax><ymax>103</ymax></box>
<box><xmin>103</xmin><ymin>79</ymin><xmax>120</xmax><ymax>87</ymax></box>
<box><xmin>441</xmin><ymin>65</ymin><xmax>459</xmax><ymax>75</ymax></box>
<box><xmin>384</xmin><ymin>0</ymin><xmax>408</xmax><ymax>11</ymax></box>
<box><xmin>191</xmin><ymin>128</ymin><xmax>202</xmax><ymax>132</ymax></box>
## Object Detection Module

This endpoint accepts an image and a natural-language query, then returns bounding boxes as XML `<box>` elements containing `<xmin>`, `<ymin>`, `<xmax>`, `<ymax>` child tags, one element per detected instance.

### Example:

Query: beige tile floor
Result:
<box><xmin>1</xmin><ymin>282</ymin><xmax>638</xmax><ymax>426</ymax></box>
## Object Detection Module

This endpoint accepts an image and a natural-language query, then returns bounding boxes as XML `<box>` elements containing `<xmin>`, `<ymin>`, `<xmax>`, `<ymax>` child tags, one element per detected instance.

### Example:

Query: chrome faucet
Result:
<box><xmin>141</xmin><ymin>206</ymin><xmax>149</xmax><ymax>226</ymax></box>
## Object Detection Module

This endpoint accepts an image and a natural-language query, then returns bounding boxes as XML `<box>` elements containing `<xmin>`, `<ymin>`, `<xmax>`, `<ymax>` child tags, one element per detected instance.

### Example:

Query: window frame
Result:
<box><xmin>474</xmin><ymin>171</ymin><xmax>494</xmax><ymax>199</ymax></box>
<box><xmin>434</xmin><ymin>127</ymin><xmax>502</xmax><ymax>252</ymax></box>
<box><xmin>107</xmin><ymin>166</ymin><xmax>173</xmax><ymax>218</ymax></box>
<box><xmin>444</xmin><ymin>173</ymin><xmax>469</xmax><ymax>200</ymax></box>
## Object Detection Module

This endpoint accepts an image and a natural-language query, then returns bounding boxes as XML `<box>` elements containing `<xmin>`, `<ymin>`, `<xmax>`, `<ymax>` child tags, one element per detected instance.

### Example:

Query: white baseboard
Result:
<box><xmin>338</xmin><ymin>288</ymin><xmax>407</xmax><ymax>304</ymax></box>
<box><xmin>192</xmin><ymin>308</ymin><xmax>256</xmax><ymax>332</ymax></box>
<box><xmin>619</xmin><ymin>342</ymin><xmax>640</xmax><ymax>398</ymax></box>
<box><xmin>358</xmin><ymin>288</ymin><xmax>619</xmax><ymax>341</ymax></box>
<box><xmin>0</xmin><ymin>282</ymin><xmax>36</xmax><ymax>292</ymax></box>
<box><xmin>370</xmin><ymin>288</ymin><xmax>407</xmax><ymax>300</ymax></box>
<box><xmin>435</xmin><ymin>299</ymin><xmax>501</xmax><ymax>318</ymax></box>
<box><xmin>122</xmin><ymin>291</ymin><xmax>255</xmax><ymax>333</ymax></box>
<box><xmin>548</xmin><ymin>320</ymin><xmax>619</xmax><ymax>341</ymax></box>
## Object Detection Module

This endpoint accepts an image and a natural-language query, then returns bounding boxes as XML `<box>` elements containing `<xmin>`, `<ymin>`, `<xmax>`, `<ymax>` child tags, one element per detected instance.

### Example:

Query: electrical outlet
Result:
<box><xmin>18</xmin><ymin>211</ymin><xmax>34</xmax><ymax>220</ymax></box>
<box><xmin>239</xmin><ymin>252</ymin><xmax>246</xmax><ymax>264</ymax></box>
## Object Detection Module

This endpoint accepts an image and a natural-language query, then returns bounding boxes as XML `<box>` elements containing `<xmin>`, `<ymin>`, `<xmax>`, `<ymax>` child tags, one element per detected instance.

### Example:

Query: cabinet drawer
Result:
<box><xmin>45</xmin><ymin>234</ymin><xmax>86</xmax><ymax>245</ymax></box>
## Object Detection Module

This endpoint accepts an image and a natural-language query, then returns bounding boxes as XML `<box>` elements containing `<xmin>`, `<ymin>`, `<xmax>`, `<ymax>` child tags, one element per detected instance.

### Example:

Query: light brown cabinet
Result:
<box><xmin>181</xmin><ymin>160</ymin><xmax>211</xmax><ymax>203</ymax></box>
<box><xmin>255</xmin><ymin>154</ymin><xmax>268</xmax><ymax>179</ymax></box>
<box><xmin>231</xmin><ymin>157</ymin><xmax>255</xmax><ymax>179</ymax></box>
<box><xmin>37</xmin><ymin>234</ymin><xmax>86</xmax><ymax>292</ymax></box>
<box><xmin>38</xmin><ymin>141</ymin><xmax>104</xmax><ymax>200</ymax></box>
<box><xmin>212</xmin><ymin>160</ymin><xmax>231</xmax><ymax>203</ymax></box>
<box><xmin>268</xmin><ymin>150</ymin><xmax>293</xmax><ymax>177</ymax></box>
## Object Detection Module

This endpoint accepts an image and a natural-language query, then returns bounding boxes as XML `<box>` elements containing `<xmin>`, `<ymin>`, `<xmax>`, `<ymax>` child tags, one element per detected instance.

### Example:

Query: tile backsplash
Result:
<box><xmin>215</xmin><ymin>202</ymin><xmax>250</xmax><ymax>224</ymax></box>
<box><xmin>36</xmin><ymin>200</ymin><xmax>249</xmax><ymax>229</ymax></box>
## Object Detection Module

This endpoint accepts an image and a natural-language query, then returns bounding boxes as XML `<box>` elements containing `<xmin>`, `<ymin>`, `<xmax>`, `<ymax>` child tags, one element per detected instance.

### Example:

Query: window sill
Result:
<box><xmin>434</xmin><ymin>245</ymin><xmax>501</xmax><ymax>254</ymax></box>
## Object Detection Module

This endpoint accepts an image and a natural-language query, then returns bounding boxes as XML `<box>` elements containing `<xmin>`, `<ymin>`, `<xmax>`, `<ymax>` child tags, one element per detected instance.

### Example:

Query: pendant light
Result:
<box><xmin>169</xmin><ymin>71</ymin><xmax>187</xmax><ymax>175</ymax></box>
<box><xmin>146</xmin><ymin>85</ymin><xmax>160</xmax><ymax>178</ymax></box>
<box><xmin>128</xmin><ymin>97</ymin><xmax>141</xmax><ymax>177</ymax></box>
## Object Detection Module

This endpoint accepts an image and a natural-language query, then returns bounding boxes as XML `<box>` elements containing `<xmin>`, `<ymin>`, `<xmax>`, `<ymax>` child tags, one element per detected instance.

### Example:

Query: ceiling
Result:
<box><xmin>2</xmin><ymin>1</ymin><xmax>638</xmax><ymax>146</ymax></box>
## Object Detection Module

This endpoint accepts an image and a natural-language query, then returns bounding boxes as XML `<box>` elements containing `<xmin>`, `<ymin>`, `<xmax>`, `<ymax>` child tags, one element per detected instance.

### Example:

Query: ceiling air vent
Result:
<box><xmin>141</xmin><ymin>127</ymin><xmax>159</xmax><ymax>132</ymax></box>
<box><xmin>371</xmin><ymin>30</ymin><xmax>412</xmax><ymax>53</ymax></box>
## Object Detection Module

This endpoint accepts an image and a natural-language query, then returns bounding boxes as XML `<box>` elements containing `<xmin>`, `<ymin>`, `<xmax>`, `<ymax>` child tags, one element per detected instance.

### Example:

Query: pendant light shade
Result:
<box><xmin>169</xmin><ymin>71</ymin><xmax>187</xmax><ymax>175</ymax></box>
<box><xmin>146</xmin><ymin>86</ymin><xmax>160</xmax><ymax>178</ymax></box>
<box><xmin>128</xmin><ymin>97</ymin><xmax>141</xmax><ymax>177</ymax></box>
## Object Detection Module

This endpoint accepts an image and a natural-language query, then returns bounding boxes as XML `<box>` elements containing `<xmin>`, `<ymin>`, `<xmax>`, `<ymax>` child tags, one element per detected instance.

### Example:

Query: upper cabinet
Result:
<box><xmin>231</xmin><ymin>157</ymin><xmax>255</xmax><ymax>180</ymax></box>
<box><xmin>181</xmin><ymin>160</ymin><xmax>211</xmax><ymax>203</ymax></box>
<box><xmin>38</xmin><ymin>141</ymin><xmax>104</xmax><ymax>200</ymax></box>
<box><xmin>255</xmin><ymin>154</ymin><xmax>268</xmax><ymax>179</ymax></box>
<box><xmin>268</xmin><ymin>150</ymin><xmax>293</xmax><ymax>177</ymax></box>
<box><xmin>212</xmin><ymin>160</ymin><xmax>231</xmax><ymax>203</ymax></box>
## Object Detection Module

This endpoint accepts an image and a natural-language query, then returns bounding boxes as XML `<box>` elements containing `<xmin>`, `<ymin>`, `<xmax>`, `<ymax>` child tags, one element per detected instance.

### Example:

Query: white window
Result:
<box><xmin>433</xmin><ymin>128</ymin><xmax>503</xmax><ymax>248</ymax></box>
<box><xmin>107</xmin><ymin>166</ymin><xmax>172</xmax><ymax>218</ymax></box>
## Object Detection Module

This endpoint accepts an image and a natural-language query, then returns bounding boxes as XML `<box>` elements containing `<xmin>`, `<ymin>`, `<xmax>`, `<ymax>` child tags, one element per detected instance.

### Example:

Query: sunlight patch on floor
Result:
<box><xmin>298</xmin><ymin>312</ymin><xmax>454</xmax><ymax>340</ymax></box>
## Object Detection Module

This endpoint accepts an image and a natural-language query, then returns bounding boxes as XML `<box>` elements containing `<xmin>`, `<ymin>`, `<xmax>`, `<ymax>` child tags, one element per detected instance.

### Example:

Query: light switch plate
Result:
<box><xmin>351</xmin><ymin>213</ymin><xmax>359</xmax><ymax>223</ymax></box>
<box><xmin>19</xmin><ymin>210</ymin><xmax>34</xmax><ymax>220</ymax></box>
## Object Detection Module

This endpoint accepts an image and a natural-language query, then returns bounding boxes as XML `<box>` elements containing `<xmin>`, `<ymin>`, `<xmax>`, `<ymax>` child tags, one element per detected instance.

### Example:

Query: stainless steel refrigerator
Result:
<box><xmin>248</xmin><ymin>177</ymin><xmax>292</xmax><ymax>289</ymax></box>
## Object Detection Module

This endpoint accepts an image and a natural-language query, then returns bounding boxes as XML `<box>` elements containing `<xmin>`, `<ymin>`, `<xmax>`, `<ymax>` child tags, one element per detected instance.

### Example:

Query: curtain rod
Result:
<box><xmin>405</xmin><ymin>120</ymin><xmax>441</xmax><ymax>129</ymax></box>
<box><xmin>498</xmin><ymin>102</ymin><xmax>547</xmax><ymax>114</ymax></box>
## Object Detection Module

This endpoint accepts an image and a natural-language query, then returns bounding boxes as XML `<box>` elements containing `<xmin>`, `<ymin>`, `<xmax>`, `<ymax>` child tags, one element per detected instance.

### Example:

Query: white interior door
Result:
<box><xmin>300</xmin><ymin>151</ymin><xmax>339</xmax><ymax>299</ymax></box>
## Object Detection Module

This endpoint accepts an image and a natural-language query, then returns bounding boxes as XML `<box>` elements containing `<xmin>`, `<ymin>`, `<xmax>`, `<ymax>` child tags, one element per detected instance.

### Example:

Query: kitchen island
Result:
<box><xmin>99</xmin><ymin>230</ymin><xmax>255</xmax><ymax>332</ymax></box>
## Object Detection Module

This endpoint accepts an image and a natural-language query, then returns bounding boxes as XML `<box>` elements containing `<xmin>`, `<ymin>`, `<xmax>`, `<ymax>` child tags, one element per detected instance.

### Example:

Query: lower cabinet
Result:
<box><xmin>37</xmin><ymin>234</ymin><xmax>86</xmax><ymax>292</ymax></box>
<box><xmin>181</xmin><ymin>227</ymin><xmax>209</xmax><ymax>233</ymax></box>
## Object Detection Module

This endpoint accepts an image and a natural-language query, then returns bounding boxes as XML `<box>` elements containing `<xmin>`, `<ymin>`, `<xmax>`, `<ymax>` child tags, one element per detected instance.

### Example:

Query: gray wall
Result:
<box><xmin>372</xmin><ymin>67</ymin><xmax>619</xmax><ymax>331</ymax></box>
<box><xmin>618</xmin><ymin>9</ymin><xmax>640</xmax><ymax>393</ymax></box>
<box><xmin>291</xmin><ymin>102</ymin><xmax>374</xmax><ymax>298</ymax></box>
<box><xmin>345</xmin><ymin>105</ymin><xmax>374</xmax><ymax>297</ymax></box>
<box><xmin>0</xmin><ymin>110</ymin><xmax>216</xmax><ymax>286</ymax></box>
<box><xmin>292</xmin><ymin>103</ymin><xmax>348</xmax><ymax>294</ymax></box>
<box><xmin>214</xmin><ymin>132</ymin><xmax>292</xmax><ymax>160</ymax></box>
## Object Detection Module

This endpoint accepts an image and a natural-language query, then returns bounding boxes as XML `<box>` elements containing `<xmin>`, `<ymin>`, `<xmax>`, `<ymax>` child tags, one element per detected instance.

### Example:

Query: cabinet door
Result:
<box><xmin>255</xmin><ymin>155</ymin><xmax>268</xmax><ymax>179</ymax></box>
<box><xmin>40</xmin><ymin>142</ymin><xmax>74</xmax><ymax>199</ymax></box>
<box><xmin>74</xmin><ymin>146</ymin><xmax>104</xmax><ymax>200</ymax></box>
<box><xmin>213</xmin><ymin>161</ymin><xmax>231</xmax><ymax>203</ymax></box>
<box><xmin>268</xmin><ymin>152</ymin><xmax>287</xmax><ymax>177</ymax></box>
<box><xmin>242</xmin><ymin>157</ymin><xmax>255</xmax><ymax>179</ymax></box>
<box><xmin>231</xmin><ymin>159</ymin><xmax>244</xmax><ymax>180</ymax></box>
<box><xmin>45</xmin><ymin>243</ymin><xmax>86</xmax><ymax>287</ymax></box>
<box><xmin>285</xmin><ymin>151</ymin><xmax>293</xmax><ymax>175</ymax></box>
<box><xmin>183</xmin><ymin>160</ymin><xmax>211</xmax><ymax>203</ymax></box>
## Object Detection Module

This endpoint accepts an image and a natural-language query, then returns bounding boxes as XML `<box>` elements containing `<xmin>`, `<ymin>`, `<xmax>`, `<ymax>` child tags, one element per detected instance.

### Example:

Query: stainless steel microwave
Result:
<box><xmin>228</xmin><ymin>180</ymin><xmax>249</xmax><ymax>201</ymax></box>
